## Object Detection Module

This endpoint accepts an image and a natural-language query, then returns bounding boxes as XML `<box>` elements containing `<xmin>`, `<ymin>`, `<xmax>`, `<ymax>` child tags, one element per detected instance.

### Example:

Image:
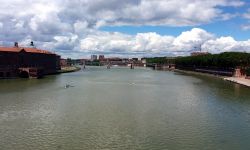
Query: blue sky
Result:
<box><xmin>1</xmin><ymin>0</ymin><xmax>250</xmax><ymax>58</ymax></box>
<box><xmin>101</xmin><ymin>23</ymin><xmax>250</xmax><ymax>41</ymax></box>
<box><xmin>100</xmin><ymin>1</ymin><xmax>250</xmax><ymax>41</ymax></box>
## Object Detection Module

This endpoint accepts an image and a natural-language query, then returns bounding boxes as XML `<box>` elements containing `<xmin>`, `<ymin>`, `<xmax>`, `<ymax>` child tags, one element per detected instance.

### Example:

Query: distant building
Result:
<box><xmin>91</xmin><ymin>55</ymin><xmax>97</xmax><ymax>61</ymax></box>
<box><xmin>60</xmin><ymin>59</ymin><xmax>68</xmax><ymax>67</ymax></box>
<box><xmin>141</xmin><ymin>58</ymin><xmax>147</xmax><ymax>64</ymax></box>
<box><xmin>122</xmin><ymin>58</ymin><xmax>129</xmax><ymax>63</ymax></box>
<box><xmin>132</xmin><ymin>58</ymin><xmax>139</xmax><ymax>61</ymax></box>
<box><xmin>108</xmin><ymin>57</ymin><xmax>123</xmax><ymax>64</ymax></box>
<box><xmin>191</xmin><ymin>52</ymin><xmax>210</xmax><ymax>56</ymax></box>
<box><xmin>67</xmin><ymin>58</ymin><xmax>74</xmax><ymax>66</ymax></box>
<box><xmin>70</xmin><ymin>59</ymin><xmax>87</xmax><ymax>65</ymax></box>
<box><xmin>78</xmin><ymin>59</ymin><xmax>87</xmax><ymax>65</ymax></box>
<box><xmin>99</xmin><ymin>55</ymin><xmax>105</xmax><ymax>61</ymax></box>
<box><xmin>0</xmin><ymin>42</ymin><xmax>60</xmax><ymax>78</ymax></box>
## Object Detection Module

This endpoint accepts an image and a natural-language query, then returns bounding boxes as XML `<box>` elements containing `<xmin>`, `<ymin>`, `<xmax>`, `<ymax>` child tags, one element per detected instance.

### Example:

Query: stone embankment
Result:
<box><xmin>58</xmin><ymin>66</ymin><xmax>81</xmax><ymax>73</ymax></box>
<box><xmin>224</xmin><ymin>77</ymin><xmax>250</xmax><ymax>87</ymax></box>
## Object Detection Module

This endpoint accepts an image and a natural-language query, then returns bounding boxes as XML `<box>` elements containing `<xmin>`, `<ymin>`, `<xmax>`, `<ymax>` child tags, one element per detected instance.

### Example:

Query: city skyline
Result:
<box><xmin>1</xmin><ymin>0</ymin><xmax>250</xmax><ymax>58</ymax></box>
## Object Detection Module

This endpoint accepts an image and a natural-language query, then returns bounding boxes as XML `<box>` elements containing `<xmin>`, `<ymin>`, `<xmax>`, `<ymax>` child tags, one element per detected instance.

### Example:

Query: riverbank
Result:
<box><xmin>174</xmin><ymin>69</ymin><xmax>250</xmax><ymax>88</ymax></box>
<box><xmin>174</xmin><ymin>69</ymin><xmax>226</xmax><ymax>79</ymax></box>
<box><xmin>224</xmin><ymin>77</ymin><xmax>250</xmax><ymax>87</ymax></box>
<box><xmin>58</xmin><ymin>66</ymin><xmax>81</xmax><ymax>73</ymax></box>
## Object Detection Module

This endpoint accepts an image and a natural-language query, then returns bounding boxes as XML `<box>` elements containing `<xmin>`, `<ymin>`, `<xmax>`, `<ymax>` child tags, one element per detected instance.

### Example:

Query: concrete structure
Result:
<box><xmin>224</xmin><ymin>77</ymin><xmax>250</xmax><ymax>87</ymax></box>
<box><xmin>234</xmin><ymin>68</ymin><xmax>242</xmax><ymax>77</ymax></box>
<box><xmin>99</xmin><ymin>57</ymin><xmax>125</xmax><ymax>66</ymax></box>
<box><xmin>60</xmin><ymin>59</ymin><xmax>68</xmax><ymax>67</ymax></box>
<box><xmin>132</xmin><ymin>58</ymin><xmax>139</xmax><ymax>61</ymax></box>
<box><xmin>233</xmin><ymin>67</ymin><xmax>246</xmax><ymax>78</ymax></box>
<box><xmin>0</xmin><ymin>43</ymin><xmax>60</xmax><ymax>78</ymax></box>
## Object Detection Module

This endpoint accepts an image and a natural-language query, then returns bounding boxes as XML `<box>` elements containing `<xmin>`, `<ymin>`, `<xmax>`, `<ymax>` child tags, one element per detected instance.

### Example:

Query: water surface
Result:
<box><xmin>1</xmin><ymin>67</ymin><xmax>250</xmax><ymax>150</ymax></box>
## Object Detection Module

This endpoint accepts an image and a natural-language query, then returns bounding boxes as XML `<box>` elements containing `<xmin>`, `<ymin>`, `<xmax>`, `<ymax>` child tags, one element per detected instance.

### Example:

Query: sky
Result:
<box><xmin>1</xmin><ymin>0</ymin><xmax>250</xmax><ymax>58</ymax></box>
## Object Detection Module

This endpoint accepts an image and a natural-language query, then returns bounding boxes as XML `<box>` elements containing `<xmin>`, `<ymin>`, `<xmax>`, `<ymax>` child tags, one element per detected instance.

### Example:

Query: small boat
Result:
<box><xmin>64</xmin><ymin>84</ymin><xmax>74</xmax><ymax>88</ymax></box>
<box><xmin>65</xmin><ymin>84</ymin><xmax>70</xmax><ymax>88</ymax></box>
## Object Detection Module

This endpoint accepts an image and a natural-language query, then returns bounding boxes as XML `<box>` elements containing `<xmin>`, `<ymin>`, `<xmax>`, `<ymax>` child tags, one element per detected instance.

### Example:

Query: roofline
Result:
<box><xmin>0</xmin><ymin>46</ymin><xmax>57</xmax><ymax>55</ymax></box>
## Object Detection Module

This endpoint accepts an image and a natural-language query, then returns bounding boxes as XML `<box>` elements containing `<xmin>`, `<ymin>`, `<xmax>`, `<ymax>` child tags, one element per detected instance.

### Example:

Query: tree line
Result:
<box><xmin>146</xmin><ymin>52</ymin><xmax>250</xmax><ymax>68</ymax></box>
<box><xmin>175</xmin><ymin>52</ymin><xmax>250</xmax><ymax>69</ymax></box>
<box><xmin>145</xmin><ymin>52</ymin><xmax>250</xmax><ymax>75</ymax></box>
<box><xmin>146</xmin><ymin>57</ymin><xmax>175</xmax><ymax>64</ymax></box>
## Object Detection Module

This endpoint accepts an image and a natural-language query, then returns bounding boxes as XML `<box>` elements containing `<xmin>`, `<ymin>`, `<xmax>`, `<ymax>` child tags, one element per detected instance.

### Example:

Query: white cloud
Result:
<box><xmin>173</xmin><ymin>28</ymin><xmax>214</xmax><ymax>50</ymax></box>
<box><xmin>133</xmin><ymin>33</ymin><xmax>175</xmax><ymax>53</ymax></box>
<box><xmin>203</xmin><ymin>37</ymin><xmax>250</xmax><ymax>53</ymax></box>
<box><xmin>78</xmin><ymin>28</ymin><xmax>250</xmax><ymax>57</ymax></box>
<box><xmin>80</xmin><ymin>32</ymin><xmax>133</xmax><ymax>53</ymax></box>
<box><xmin>0</xmin><ymin>0</ymin><xmax>247</xmax><ymax>58</ymax></box>
<box><xmin>241</xmin><ymin>9</ymin><xmax>250</xmax><ymax>30</ymax></box>
<box><xmin>202</xmin><ymin>37</ymin><xmax>237</xmax><ymax>53</ymax></box>
<box><xmin>243</xmin><ymin>9</ymin><xmax>250</xmax><ymax>19</ymax></box>
<box><xmin>241</xmin><ymin>24</ymin><xmax>250</xmax><ymax>30</ymax></box>
<box><xmin>74</xmin><ymin>21</ymin><xmax>89</xmax><ymax>34</ymax></box>
<box><xmin>70</xmin><ymin>0</ymin><xmax>242</xmax><ymax>27</ymax></box>
<box><xmin>0</xmin><ymin>0</ymin><xmax>243</xmax><ymax>30</ymax></box>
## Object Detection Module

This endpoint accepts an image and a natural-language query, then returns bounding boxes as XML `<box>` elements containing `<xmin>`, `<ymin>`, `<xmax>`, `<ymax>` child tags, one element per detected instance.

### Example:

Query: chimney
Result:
<box><xmin>14</xmin><ymin>42</ymin><xmax>18</xmax><ymax>47</ymax></box>
<box><xmin>30</xmin><ymin>41</ymin><xmax>34</xmax><ymax>47</ymax></box>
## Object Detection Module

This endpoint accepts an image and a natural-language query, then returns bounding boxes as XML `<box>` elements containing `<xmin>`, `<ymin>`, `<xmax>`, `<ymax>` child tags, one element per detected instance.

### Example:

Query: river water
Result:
<box><xmin>1</xmin><ymin>67</ymin><xmax>250</xmax><ymax>150</ymax></box>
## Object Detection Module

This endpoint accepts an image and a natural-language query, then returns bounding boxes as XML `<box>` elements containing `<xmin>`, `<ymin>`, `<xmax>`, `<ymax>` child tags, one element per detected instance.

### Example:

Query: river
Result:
<box><xmin>1</xmin><ymin>66</ymin><xmax>250</xmax><ymax>150</ymax></box>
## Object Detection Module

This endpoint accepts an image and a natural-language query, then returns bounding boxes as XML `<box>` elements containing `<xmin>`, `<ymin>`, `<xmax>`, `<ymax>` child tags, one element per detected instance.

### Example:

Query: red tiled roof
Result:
<box><xmin>0</xmin><ymin>47</ymin><xmax>20</xmax><ymax>52</ymax></box>
<box><xmin>0</xmin><ymin>46</ymin><xmax>54</xmax><ymax>54</ymax></box>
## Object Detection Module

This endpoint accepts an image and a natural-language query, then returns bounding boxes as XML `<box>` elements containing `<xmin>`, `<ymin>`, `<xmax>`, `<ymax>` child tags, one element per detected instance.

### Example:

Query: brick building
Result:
<box><xmin>0</xmin><ymin>44</ymin><xmax>60</xmax><ymax>78</ymax></box>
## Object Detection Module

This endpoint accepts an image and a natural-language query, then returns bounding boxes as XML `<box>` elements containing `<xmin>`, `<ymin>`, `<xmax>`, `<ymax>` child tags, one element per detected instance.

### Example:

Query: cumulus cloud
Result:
<box><xmin>203</xmin><ymin>37</ymin><xmax>250</xmax><ymax>53</ymax></box>
<box><xmin>80</xmin><ymin>32</ymin><xmax>134</xmax><ymax>53</ymax></box>
<box><xmin>173</xmin><ymin>28</ymin><xmax>214</xmax><ymax>50</ymax></box>
<box><xmin>0</xmin><ymin>0</ymin><xmax>247</xmax><ymax>58</ymax></box>
<box><xmin>243</xmin><ymin>9</ymin><xmax>250</xmax><ymax>19</ymax></box>
<box><xmin>78</xmin><ymin>28</ymin><xmax>250</xmax><ymax>57</ymax></box>
<box><xmin>240</xmin><ymin>8</ymin><xmax>250</xmax><ymax>31</ymax></box>
<box><xmin>58</xmin><ymin>0</ymin><xmax>243</xmax><ymax>27</ymax></box>
<box><xmin>241</xmin><ymin>25</ymin><xmax>250</xmax><ymax>31</ymax></box>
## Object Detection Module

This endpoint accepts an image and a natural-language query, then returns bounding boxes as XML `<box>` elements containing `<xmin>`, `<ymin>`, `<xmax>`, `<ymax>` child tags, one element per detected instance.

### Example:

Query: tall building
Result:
<box><xmin>99</xmin><ymin>55</ymin><xmax>105</xmax><ymax>61</ymax></box>
<box><xmin>141</xmin><ymin>58</ymin><xmax>147</xmax><ymax>64</ymax></box>
<box><xmin>132</xmin><ymin>58</ymin><xmax>139</xmax><ymax>61</ymax></box>
<box><xmin>91</xmin><ymin>55</ymin><xmax>97</xmax><ymax>61</ymax></box>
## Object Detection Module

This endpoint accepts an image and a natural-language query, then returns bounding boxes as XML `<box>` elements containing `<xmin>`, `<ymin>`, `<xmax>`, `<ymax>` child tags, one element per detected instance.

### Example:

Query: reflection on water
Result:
<box><xmin>1</xmin><ymin>67</ymin><xmax>250</xmax><ymax>150</ymax></box>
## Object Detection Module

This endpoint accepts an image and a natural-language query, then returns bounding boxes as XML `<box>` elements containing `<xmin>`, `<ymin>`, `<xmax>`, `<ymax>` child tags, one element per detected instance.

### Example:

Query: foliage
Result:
<box><xmin>175</xmin><ymin>52</ymin><xmax>250</xmax><ymax>69</ymax></box>
<box><xmin>85</xmin><ymin>60</ymin><xmax>100</xmax><ymax>66</ymax></box>
<box><xmin>146</xmin><ymin>57</ymin><xmax>175</xmax><ymax>64</ymax></box>
<box><xmin>246</xmin><ymin>68</ymin><xmax>250</xmax><ymax>76</ymax></box>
